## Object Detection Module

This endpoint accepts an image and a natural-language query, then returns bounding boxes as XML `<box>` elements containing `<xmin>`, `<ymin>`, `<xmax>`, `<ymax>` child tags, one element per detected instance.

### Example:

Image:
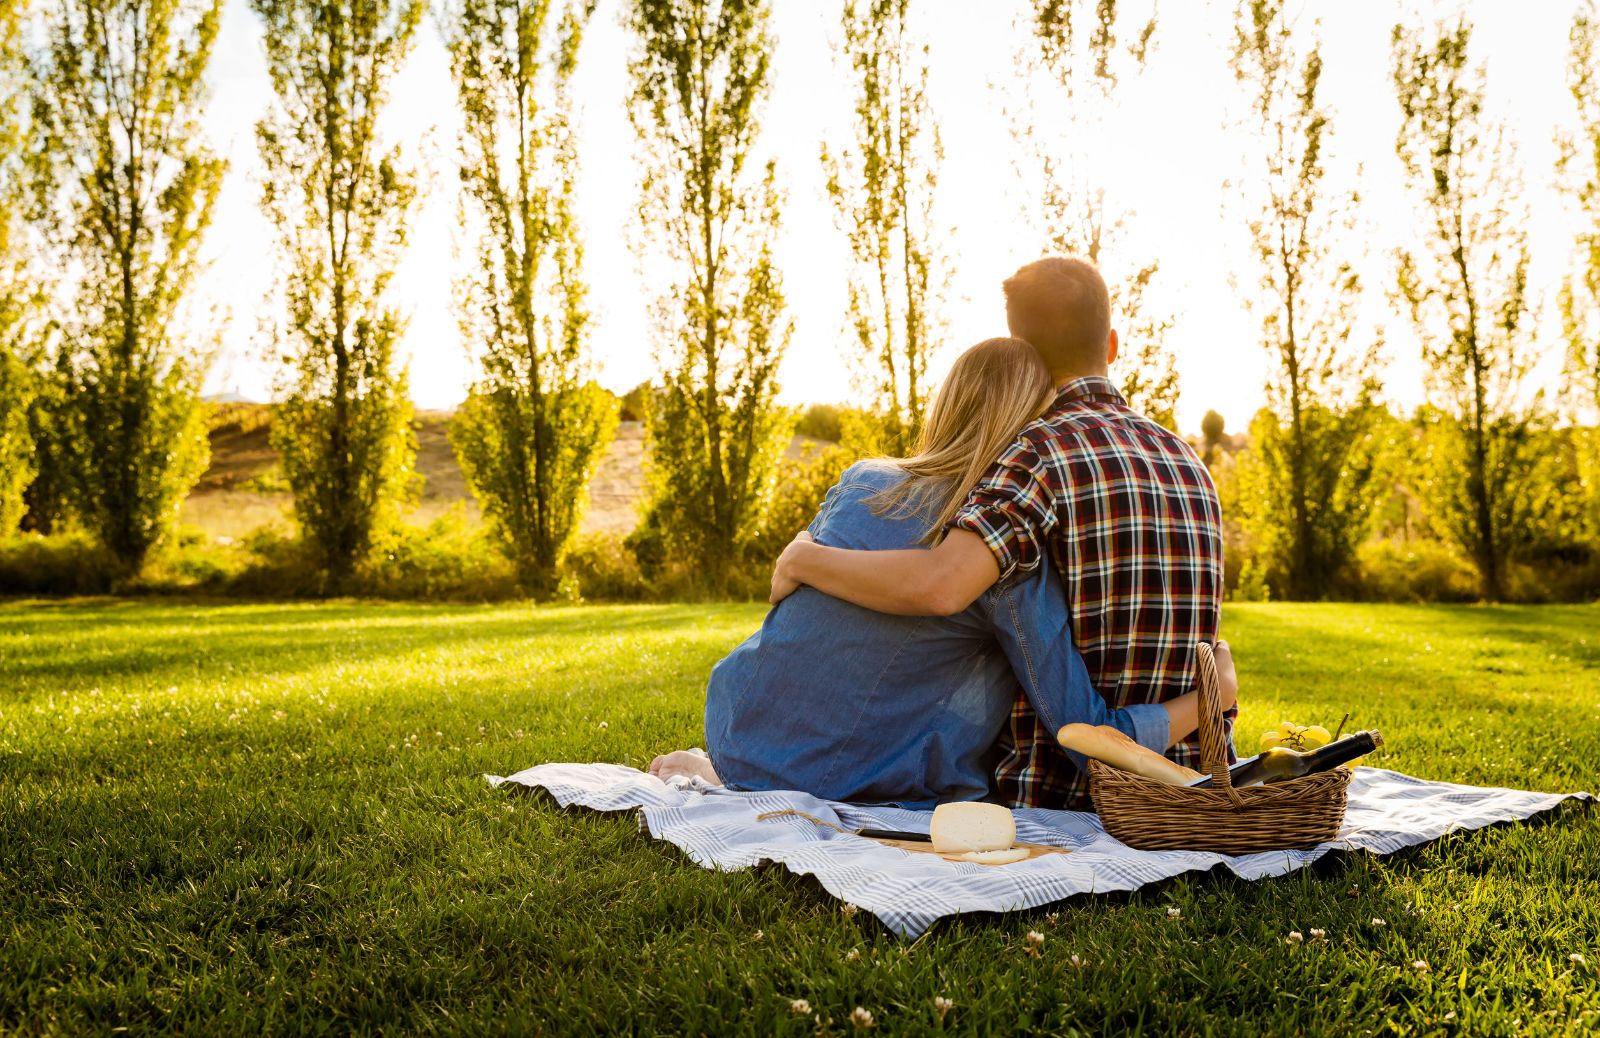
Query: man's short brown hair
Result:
<box><xmin>1002</xmin><ymin>256</ymin><xmax>1112</xmax><ymax>375</ymax></box>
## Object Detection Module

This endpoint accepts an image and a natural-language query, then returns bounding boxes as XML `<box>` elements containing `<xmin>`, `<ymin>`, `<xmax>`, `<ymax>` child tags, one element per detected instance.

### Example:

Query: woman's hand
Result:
<box><xmin>769</xmin><ymin>530</ymin><xmax>813</xmax><ymax>604</ymax></box>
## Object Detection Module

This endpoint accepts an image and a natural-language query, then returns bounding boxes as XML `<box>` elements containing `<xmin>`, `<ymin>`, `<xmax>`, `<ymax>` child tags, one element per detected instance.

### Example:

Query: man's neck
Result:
<box><xmin>1052</xmin><ymin>367</ymin><xmax>1109</xmax><ymax>389</ymax></box>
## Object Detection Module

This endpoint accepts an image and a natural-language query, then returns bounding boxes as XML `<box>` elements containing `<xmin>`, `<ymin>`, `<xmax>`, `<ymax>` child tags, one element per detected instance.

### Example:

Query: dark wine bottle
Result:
<box><xmin>1186</xmin><ymin>730</ymin><xmax>1383</xmax><ymax>789</ymax></box>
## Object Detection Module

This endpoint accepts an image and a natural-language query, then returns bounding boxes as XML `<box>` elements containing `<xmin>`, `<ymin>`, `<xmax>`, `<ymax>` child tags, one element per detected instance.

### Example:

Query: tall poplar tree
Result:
<box><xmin>1012</xmin><ymin>0</ymin><xmax>1178</xmax><ymax>427</ymax></box>
<box><xmin>0</xmin><ymin>0</ymin><xmax>34</xmax><ymax>534</ymax></box>
<box><xmin>1230</xmin><ymin>0</ymin><xmax>1384</xmax><ymax>599</ymax></box>
<box><xmin>29</xmin><ymin>0</ymin><xmax>223</xmax><ymax>570</ymax></box>
<box><xmin>254</xmin><ymin>0</ymin><xmax>423</xmax><ymax>583</ymax></box>
<box><xmin>821</xmin><ymin>0</ymin><xmax>942</xmax><ymax>456</ymax></box>
<box><xmin>1561</xmin><ymin>1</ymin><xmax>1600</xmax><ymax>538</ymax></box>
<box><xmin>441</xmin><ymin>0</ymin><xmax>617</xmax><ymax>594</ymax></box>
<box><xmin>1393</xmin><ymin>19</ymin><xmax>1539</xmax><ymax>601</ymax></box>
<box><xmin>627</xmin><ymin>0</ymin><xmax>791</xmax><ymax>586</ymax></box>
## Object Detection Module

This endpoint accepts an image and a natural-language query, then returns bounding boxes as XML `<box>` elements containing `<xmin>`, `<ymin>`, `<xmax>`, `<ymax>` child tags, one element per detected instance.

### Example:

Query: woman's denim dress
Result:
<box><xmin>704</xmin><ymin>460</ymin><xmax>1170</xmax><ymax>808</ymax></box>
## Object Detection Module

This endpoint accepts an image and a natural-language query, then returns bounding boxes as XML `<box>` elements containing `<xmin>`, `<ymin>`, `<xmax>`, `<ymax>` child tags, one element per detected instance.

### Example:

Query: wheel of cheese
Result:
<box><xmin>929</xmin><ymin>802</ymin><xmax>1016</xmax><ymax>853</ymax></box>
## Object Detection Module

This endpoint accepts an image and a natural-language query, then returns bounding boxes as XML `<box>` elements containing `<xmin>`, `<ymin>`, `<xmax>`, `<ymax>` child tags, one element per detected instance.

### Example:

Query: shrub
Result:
<box><xmin>1353</xmin><ymin>540</ymin><xmax>1479</xmax><ymax>603</ymax></box>
<box><xmin>359</xmin><ymin>508</ymin><xmax>519</xmax><ymax>601</ymax></box>
<box><xmin>0</xmin><ymin>532</ymin><xmax>119</xmax><ymax>595</ymax></box>
<box><xmin>563</xmin><ymin>532</ymin><xmax>651</xmax><ymax>601</ymax></box>
<box><xmin>794</xmin><ymin>403</ymin><xmax>851</xmax><ymax>443</ymax></box>
<box><xmin>749</xmin><ymin>443</ymin><xmax>856</xmax><ymax>564</ymax></box>
<box><xmin>223</xmin><ymin>508</ymin><xmax>519</xmax><ymax>601</ymax></box>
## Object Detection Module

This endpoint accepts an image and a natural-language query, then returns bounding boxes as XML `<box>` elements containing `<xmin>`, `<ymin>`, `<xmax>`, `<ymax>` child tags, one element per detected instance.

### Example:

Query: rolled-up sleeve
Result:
<box><xmin>948</xmin><ymin>441</ymin><xmax>1057</xmax><ymax>581</ymax></box>
<box><xmin>990</xmin><ymin>565</ymin><xmax>1171</xmax><ymax>773</ymax></box>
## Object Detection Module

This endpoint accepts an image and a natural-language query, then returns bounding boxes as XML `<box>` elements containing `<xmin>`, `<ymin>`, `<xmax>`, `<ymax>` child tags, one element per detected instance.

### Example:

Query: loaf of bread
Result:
<box><xmin>1056</xmin><ymin>723</ymin><xmax>1202</xmax><ymax>786</ymax></box>
<box><xmin>928</xmin><ymin>802</ymin><xmax>1016</xmax><ymax>853</ymax></box>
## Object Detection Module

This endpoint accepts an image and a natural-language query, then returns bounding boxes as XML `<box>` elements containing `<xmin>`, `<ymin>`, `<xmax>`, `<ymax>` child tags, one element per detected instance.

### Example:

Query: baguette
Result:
<box><xmin>1056</xmin><ymin>723</ymin><xmax>1202</xmax><ymax>786</ymax></box>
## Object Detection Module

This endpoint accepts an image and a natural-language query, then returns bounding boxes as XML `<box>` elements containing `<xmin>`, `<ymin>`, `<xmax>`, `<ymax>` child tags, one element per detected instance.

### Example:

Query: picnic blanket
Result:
<box><xmin>486</xmin><ymin>763</ymin><xmax>1591</xmax><ymax>938</ymax></box>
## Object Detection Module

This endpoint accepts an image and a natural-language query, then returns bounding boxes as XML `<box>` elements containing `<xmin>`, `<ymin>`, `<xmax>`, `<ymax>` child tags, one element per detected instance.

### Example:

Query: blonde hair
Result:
<box><xmin>871</xmin><ymin>337</ymin><xmax>1053</xmax><ymax>544</ymax></box>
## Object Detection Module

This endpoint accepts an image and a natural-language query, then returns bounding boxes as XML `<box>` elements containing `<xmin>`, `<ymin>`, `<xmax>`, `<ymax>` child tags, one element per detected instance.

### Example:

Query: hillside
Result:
<box><xmin>185</xmin><ymin>405</ymin><xmax>648</xmax><ymax>539</ymax></box>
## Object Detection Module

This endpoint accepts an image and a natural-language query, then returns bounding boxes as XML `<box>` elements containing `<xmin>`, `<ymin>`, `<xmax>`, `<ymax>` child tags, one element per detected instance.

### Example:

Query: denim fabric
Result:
<box><xmin>704</xmin><ymin>460</ymin><xmax>1169</xmax><ymax>808</ymax></box>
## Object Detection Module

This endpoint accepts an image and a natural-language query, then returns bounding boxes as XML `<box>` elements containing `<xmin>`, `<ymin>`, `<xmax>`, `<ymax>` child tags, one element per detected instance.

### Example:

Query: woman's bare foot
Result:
<box><xmin>648</xmin><ymin>748</ymin><xmax>722</xmax><ymax>785</ymax></box>
<box><xmin>1214</xmin><ymin>640</ymin><xmax>1239</xmax><ymax>711</ymax></box>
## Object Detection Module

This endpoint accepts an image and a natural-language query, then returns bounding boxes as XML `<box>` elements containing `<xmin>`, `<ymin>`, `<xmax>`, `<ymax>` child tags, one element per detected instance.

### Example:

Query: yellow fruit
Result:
<box><xmin>1259</xmin><ymin>731</ymin><xmax>1286</xmax><ymax>751</ymax></box>
<box><xmin>1277</xmin><ymin>721</ymin><xmax>1298</xmax><ymax>735</ymax></box>
<box><xmin>1301</xmin><ymin>725</ymin><xmax>1332</xmax><ymax>749</ymax></box>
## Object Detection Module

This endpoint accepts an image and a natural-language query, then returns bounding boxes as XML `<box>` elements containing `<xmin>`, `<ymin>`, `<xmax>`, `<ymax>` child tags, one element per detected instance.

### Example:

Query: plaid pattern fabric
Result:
<box><xmin>950</xmin><ymin>376</ymin><xmax>1228</xmax><ymax>810</ymax></box>
<box><xmin>489</xmin><ymin>763</ymin><xmax>1590</xmax><ymax>939</ymax></box>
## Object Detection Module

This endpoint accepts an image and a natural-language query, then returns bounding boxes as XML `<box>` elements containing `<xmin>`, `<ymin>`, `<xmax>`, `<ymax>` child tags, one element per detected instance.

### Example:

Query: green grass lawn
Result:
<box><xmin>2</xmin><ymin>600</ymin><xmax>1597</xmax><ymax>1035</ymax></box>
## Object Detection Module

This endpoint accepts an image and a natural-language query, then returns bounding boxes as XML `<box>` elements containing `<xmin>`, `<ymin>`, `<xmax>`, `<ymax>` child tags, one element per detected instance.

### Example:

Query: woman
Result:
<box><xmin>651</xmin><ymin>337</ymin><xmax>1236</xmax><ymax>807</ymax></box>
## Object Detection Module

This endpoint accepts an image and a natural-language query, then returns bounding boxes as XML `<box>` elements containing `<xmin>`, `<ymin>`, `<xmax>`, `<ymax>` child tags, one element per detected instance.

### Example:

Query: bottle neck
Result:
<box><xmin>1300</xmin><ymin>731</ymin><xmax>1381</xmax><ymax>771</ymax></box>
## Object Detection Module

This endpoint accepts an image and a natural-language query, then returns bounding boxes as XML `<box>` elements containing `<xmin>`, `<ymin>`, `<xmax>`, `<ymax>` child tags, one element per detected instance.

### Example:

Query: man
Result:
<box><xmin>769</xmin><ymin>255</ymin><xmax>1228</xmax><ymax>809</ymax></box>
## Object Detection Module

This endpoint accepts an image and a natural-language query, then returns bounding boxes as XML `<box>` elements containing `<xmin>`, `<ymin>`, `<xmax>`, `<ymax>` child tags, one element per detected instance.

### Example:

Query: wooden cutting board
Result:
<box><xmin>865</xmin><ymin>837</ymin><xmax>1072</xmax><ymax>863</ymax></box>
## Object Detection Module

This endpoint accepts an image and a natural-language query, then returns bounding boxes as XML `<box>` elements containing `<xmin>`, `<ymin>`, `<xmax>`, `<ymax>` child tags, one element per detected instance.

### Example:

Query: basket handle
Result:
<box><xmin>1195</xmin><ymin>641</ymin><xmax>1242</xmax><ymax>804</ymax></box>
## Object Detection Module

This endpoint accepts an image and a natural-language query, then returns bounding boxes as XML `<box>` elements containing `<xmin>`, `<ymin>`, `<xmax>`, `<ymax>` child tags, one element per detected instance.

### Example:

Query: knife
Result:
<box><xmin>855</xmin><ymin>826</ymin><xmax>931</xmax><ymax>842</ymax></box>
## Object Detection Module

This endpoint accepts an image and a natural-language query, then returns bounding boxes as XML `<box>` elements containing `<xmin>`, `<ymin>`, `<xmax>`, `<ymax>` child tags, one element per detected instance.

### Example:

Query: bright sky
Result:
<box><xmin>195</xmin><ymin>0</ymin><xmax>1583</xmax><ymax>435</ymax></box>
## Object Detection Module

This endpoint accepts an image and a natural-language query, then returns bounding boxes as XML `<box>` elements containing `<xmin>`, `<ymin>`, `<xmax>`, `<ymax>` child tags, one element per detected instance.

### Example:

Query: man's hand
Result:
<box><xmin>769</xmin><ymin>530</ymin><xmax>813</xmax><ymax>604</ymax></box>
<box><xmin>766</xmin><ymin>527</ymin><xmax>1000</xmax><ymax>615</ymax></box>
<box><xmin>1214</xmin><ymin>640</ymin><xmax>1238</xmax><ymax>711</ymax></box>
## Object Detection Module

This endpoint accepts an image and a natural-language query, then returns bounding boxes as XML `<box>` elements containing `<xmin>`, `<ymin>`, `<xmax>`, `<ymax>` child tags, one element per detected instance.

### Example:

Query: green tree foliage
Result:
<box><xmin>254</xmin><ymin>0</ymin><xmax>423</xmax><ymax>583</ymax></box>
<box><xmin>1013</xmin><ymin>0</ymin><xmax>1178</xmax><ymax>428</ymax></box>
<box><xmin>19</xmin><ymin>354</ymin><xmax>75</xmax><ymax>534</ymax></box>
<box><xmin>29</xmin><ymin>0</ymin><xmax>222</xmax><ymax>571</ymax></box>
<box><xmin>626</xmin><ymin>0</ymin><xmax>792</xmax><ymax>587</ymax></box>
<box><xmin>1230</xmin><ymin>0</ymin><xmax>1385</xmax><ymax>599</ymax></box>
<box><xmin>750</xmin><ymin>443</ymin><xmax>853</xmax><ymax>565</ymax></box>
<box><xmin>821</xmin><ymin>0</ymin><xmax>942</xmax><ymax>456</ymax></box>
<box><xmin>1392</xmin><ymin>20</ymin><xmax>1538</xmax><ymax>601</ymax></box>
<box><xmin>1200</xmin><ymin>409</ymin><xmax>1226</xmax><ymax>466</ymax></box>
<box><xmin>441</xmin><ymin>0</ymin><xmax>617</xmax><ymax>595</ymax></box>
<box><xmin>0</xmin><ymin>0</ymin><xmax>35</xmax><ymax>534</ymax></box>
<box><xmin>1560</xmin><ymin>2</ymin><xmax>1600</xmax><ymax>541</ymax></box>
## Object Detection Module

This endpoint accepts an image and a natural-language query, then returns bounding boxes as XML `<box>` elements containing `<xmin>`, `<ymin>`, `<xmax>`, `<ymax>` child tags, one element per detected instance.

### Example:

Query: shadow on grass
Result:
<box><xmin>0</xmin><ymin>600</ymin><xmax>762</xmax><ymax>688</ymax></box>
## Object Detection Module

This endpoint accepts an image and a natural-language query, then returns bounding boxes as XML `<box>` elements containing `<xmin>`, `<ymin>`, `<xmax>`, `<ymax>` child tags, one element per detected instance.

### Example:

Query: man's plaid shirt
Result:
<box><xmin>950</xmin><ymin>375</ymin><xmax>1228</xmax><ymax>810</ymax></box>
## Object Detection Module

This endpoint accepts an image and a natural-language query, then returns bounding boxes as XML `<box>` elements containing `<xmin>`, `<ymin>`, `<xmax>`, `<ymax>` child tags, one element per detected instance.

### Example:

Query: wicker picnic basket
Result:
<box><xmin>1086</xmin><ymin>642</ymin><xmax>1351</xmax><ymax>854</ymax></box>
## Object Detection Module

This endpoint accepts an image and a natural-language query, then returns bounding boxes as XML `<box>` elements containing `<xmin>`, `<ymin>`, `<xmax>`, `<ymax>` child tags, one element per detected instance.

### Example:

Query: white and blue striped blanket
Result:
<box><xmin>486</xmin><ymin>763</ymin><xmax>1589</xmax><ymax>938</ymax></box>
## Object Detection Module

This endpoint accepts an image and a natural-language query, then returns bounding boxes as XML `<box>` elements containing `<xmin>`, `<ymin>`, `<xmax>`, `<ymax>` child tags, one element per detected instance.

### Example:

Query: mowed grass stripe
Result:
<box><xmin>1</xmin><ymin>600</ymin><xmax>1596</xmax><ymax>1035</ymax></box>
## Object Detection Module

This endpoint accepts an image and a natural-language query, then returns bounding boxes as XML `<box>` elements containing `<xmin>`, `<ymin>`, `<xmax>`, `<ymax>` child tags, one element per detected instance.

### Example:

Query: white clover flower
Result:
<box><xmin>1412</xmin><ymin>960</ymin><xmax>1430</xmax><ymax>973</ymax></box>
<box><xmin>845</xmin><ymin>948</ymin><xmax>861</xmax><ymax>962</ymax></box>
<box><xmin>934</xmin><ymin>996</ymin><xmax>953</xmax><ymax>1020</ymax></box>
<box><xmin>791</xmin><ymin>999</ymin><xmax>811</xmax><ymax>1015</ymax></box>
<box><xmin>1286</xmin><ymin>931</ymin><xmax>1304</xmax><ymax>945</ymax></box>
<box><xmin>1571</xmin><ymin>953</ymin><xmax>1587</xmax><ymax>966</ymax></box>
<box><xmin>1309</xmin><ymin>928</ymin><xmax>1327</xmax><ymax>941</ymax></box>
<box><xmin>851</xmin><ymin>1006</ymin><xmax>874</xmax><ymax>1029</ymax></box>
<box><xmin>1167</xmin><ymin>907</ymin><xmax>1182</xmax><ymax>918</ymax></box>
<box><xmin>1026</xmin><ymin>930</ymin><xmax>1045</xmax><ymax>947</ymax></box>
<box><xmin>1069</xmin><ymin>953</ymin><xmax>1083</xmax><ymax>967</ymax></box>
<box><xmin>1371</xmin><ymin>917</ymin><xmax>1387</xmax><ymax>927</ymax></box>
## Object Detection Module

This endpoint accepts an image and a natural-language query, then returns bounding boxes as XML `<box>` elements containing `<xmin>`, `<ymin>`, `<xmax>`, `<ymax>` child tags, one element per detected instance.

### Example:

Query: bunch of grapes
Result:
<box><xmin>1258</xmin><ymin>721</ymin><xmax>1331</xmax><ymax>752</ymax></box>
<box><xmin>1257</xmin><ymin>718</ymin><xmax>1369</xmax><ymax>768</ymax></box>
